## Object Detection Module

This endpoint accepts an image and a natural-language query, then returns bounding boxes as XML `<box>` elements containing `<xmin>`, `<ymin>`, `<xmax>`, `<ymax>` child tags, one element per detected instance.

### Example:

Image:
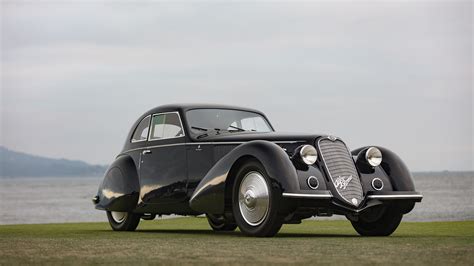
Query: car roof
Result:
<box><xmin>123</xmin><ymin>103</ymin><xmax>273</xmax><ymax>149</ymax></box>
<box><xmin>143</xmin><ymin>103</ymin><xmax>266</xmax><ymax>116</ymax></box>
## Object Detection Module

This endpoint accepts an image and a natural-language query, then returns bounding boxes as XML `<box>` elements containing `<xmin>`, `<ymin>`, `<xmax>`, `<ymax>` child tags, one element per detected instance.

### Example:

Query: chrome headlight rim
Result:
<box><xmin>299</xmin><ymin>144</ymin><xmax>318</xmax><ymax>165</ymax></box>
<box><xmin>365</xmin><ymin>147</ymin><xmax>382</xmax><ymax>167</ymax></box>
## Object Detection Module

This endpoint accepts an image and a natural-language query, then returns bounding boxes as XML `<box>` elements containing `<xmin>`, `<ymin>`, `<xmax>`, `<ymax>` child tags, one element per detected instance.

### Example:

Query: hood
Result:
<box><xmin>197</xmin><ymin>131</ymin><xmax>327</xmax><ymax>143</ymax></box>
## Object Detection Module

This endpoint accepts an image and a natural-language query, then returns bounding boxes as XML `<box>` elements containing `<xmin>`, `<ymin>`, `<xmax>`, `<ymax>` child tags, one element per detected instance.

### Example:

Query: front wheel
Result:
<box><xmin>232</xmin><ymin>160</ymin><xmax>283</xmax><ymax>237</ymax></box>
<box><xmin>350</xmin><ymin>206</ymin><xmax>403</xmax><ymax>236</ymax></box>
<box><xmin>106</xmin><ymin>211</ymin><xmax>141</xmax><ymax>231</ymax></box>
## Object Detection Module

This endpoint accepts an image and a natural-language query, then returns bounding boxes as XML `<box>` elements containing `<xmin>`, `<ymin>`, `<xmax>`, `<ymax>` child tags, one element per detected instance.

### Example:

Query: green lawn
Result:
<box><xmin>0</xmin><ymin>218</ymin><xmax>473</xmax><ymax>265</ymax></box>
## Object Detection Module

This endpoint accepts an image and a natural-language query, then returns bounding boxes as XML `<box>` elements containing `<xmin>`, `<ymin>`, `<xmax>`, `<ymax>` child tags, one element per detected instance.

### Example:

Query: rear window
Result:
<box><xmin>131</xmin><ymin>115</ymin><xmax>151</xmax><ymax>143</ymax></box>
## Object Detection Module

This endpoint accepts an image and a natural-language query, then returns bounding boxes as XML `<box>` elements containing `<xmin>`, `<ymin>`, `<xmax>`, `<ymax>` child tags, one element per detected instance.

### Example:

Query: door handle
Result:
<box><xmin>142</xmin><ymin>150</ymin><xmax>152</xmax><ymax>155</ymax></box>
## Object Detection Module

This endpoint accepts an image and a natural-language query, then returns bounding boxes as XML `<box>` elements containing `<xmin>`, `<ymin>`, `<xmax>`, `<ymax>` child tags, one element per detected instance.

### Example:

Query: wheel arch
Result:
<box><xmin>352</xmin><ymin>146</ymin><xmax>415</xmax><ymax>191</ymax></box>
<box><xmin>94</xmin><ymin>154</ymin><xmax>140</xmax><ymax>211</ymax></box>
<box><xmin>224</xmin><ymin>155</ymin><xmax>260</xmax><ymax>213</ymax></box>
<box><xmin>189</xmin><ymin>140</ymin><xmax>299</xmax><ymax>214</ymax></box>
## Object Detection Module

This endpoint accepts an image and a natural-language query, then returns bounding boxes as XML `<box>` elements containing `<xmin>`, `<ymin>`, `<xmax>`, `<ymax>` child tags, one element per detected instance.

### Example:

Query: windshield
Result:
<box><xmin>186</xmin><ymin>109</ymin><xmax>273</xmax><ymax>135</ymax></box>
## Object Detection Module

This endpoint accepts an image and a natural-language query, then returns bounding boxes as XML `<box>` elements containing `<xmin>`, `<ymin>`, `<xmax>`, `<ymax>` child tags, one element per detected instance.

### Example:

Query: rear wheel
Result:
<box><xmin>106</xmin><ymin>211</ymin><xmax>141</xmax><ymax>231</ymax></box>
<box><xmin>232</xmin><ymin>160</ymin><xmax>283</xmax><ymax>237</ymax></box>
<box><xmin>206</xmin><ymin>214</ymin><xmax>237</xmax><ymax>231</ymax></box>
<box><xmin>350</xmin><ymin>206</ymin><xmax>403</xmax><ymax>236</ymax></box>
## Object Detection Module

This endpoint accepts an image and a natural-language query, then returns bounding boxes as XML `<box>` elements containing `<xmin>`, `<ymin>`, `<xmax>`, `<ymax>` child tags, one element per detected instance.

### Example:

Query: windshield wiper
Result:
<box><xmin>194</xmin><ymin>127</ymin><xmax>244</xmax><ymax>139</ymax></box>
<box><xmin>228</xmin><ymin>125</ymin><xmax>245</xmax><ymax>132</ymax></box>
<box><xmin>194</xmin><ymin>127</ymin><xmax>223</xmax><ymax>139</ymax></box>
<box><xmin>191</xmin><ymin>126</ymin><xmax>208</xmax><ymax>132</ymax></box>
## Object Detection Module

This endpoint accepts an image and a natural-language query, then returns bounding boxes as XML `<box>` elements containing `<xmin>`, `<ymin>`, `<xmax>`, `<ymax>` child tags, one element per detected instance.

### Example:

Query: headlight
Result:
<box><xmin>299</xmin><ymin>145</ymin><xmax>318</xmax><ymax>165</ymax></box>
<box><xmin>365</xmin><ymin>147</ymin><xmax>382</xmax><ymax>167</ymax></box>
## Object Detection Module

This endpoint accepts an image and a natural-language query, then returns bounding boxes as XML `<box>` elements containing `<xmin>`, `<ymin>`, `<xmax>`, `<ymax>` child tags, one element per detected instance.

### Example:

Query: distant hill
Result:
<box><xmin>0</xmin><ymin>146</ymin><xmax>107</xmax><ymax>177</ymax></box>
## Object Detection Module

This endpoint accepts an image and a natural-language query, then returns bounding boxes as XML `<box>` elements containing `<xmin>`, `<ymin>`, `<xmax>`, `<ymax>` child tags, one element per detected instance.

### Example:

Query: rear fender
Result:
<box><xmin>94</xmin><ymin>155</ymin><xmax>140</xmax><ymax>211</ymax></box>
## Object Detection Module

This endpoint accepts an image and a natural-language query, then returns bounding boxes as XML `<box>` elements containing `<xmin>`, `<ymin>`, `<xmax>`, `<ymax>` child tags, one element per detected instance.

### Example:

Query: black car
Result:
<box><xmin>93</xmin><ymin>104</ymin><xmax>422</xmax><ymax>237</ymax></box>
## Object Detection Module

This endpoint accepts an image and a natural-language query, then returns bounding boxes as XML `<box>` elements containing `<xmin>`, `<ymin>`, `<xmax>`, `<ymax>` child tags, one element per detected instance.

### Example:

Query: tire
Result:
<box><xmin>350</xmin><ymin>206</ymin><xmax>403</xmax><ymax>236</ymax></box>
<box><xmin>206</xmin><ymin>214</ymin><xmax>237</xmax><ymax>231</ymax></box>
<box><xmin>232</xmin><ymin>159</ymin><xmax>283</xmax><ymax>237</ymax></box>
<box><xmin>106</xmin><ymin>211</ymin><xmax>141</xmax><ymax>231</ymax></box>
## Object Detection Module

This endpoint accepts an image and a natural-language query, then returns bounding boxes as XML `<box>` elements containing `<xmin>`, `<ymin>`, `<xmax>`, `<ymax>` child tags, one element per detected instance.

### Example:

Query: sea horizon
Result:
<box><xmin>0</xmin><ymin>171</ymin><xmax>472</xmax><ymax>225</ymax></box>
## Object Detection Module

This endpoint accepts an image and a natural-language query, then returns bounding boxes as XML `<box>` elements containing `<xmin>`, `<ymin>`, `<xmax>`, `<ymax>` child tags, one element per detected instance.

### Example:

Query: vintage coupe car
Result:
<box><xmin>93</xmin><ymin>104</ymin><xmax>422</xmax><ymax>237</ymax></box>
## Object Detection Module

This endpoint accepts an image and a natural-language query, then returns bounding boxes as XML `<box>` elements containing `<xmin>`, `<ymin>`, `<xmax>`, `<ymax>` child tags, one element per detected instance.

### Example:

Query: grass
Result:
<box><xmin>0</xmin><ymin>218</ymin><xmax>473</xmax><ymax>265</ymax></box>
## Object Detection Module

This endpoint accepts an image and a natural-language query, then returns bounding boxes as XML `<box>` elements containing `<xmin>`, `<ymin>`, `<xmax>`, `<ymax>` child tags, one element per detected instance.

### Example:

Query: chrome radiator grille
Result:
<box><xmin>318</xmin><ymin>137</ymin><xmax>363</xmax><ymax>206</ymax></box>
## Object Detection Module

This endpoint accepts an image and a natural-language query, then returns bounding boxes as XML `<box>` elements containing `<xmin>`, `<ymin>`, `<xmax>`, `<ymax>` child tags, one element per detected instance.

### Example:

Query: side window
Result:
<box><xmin>150</xmin><ymin>113</ymin><xmax>184</xmax><ymax>140</ymax></box>
<box><xmin>131</xmin><ymin>115</ymin><xmax>151</xmax><ymax>143</ymax></box>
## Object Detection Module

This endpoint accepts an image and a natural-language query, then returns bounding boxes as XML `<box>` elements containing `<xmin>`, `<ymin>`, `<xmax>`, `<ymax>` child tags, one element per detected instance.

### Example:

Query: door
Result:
<box><xmin>186</xmin><ymin>143</ymin><xmax>214</xmax><ymax>196</ymax></box>
<box><xmin>139</xmin><ymin>112</ymin><xmax>187</xmax><ymax>205</ymax></box>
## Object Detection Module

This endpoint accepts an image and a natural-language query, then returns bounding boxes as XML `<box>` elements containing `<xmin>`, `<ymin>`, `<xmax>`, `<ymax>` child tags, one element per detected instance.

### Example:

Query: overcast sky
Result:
<box><xmin>1</xmin><ymin>1</ymin><xmax>472</xmax><ymax>171</ymax></box>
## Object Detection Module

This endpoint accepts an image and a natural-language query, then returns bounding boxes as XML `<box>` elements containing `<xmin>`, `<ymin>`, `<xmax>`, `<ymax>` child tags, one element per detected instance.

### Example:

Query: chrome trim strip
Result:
<box><xmin>119</xmin><ymin>143</ymin><xmax>187</xmax><ymax>155</ymax></box>
<box><xmin>190</xmin><ymin>142</ymin><xmax>245</xmax><ymax>145</ymax></box>
<box><xmin>120</xmin><ymin>140</ymin><xmax>306</xmax><ymax>154</ymax></box>
<box><xmin>148</xmin><ymin>111</ymin><xmax>186</xmax><ymax>141</ymax></box>
<box><xmin>282</xmin><ymin>192</ymin><xmax>333</xmax><ymax>199</ymax></box>
<box><xmin>367</xmin><ymin>194</ymin><xmax>423</xmax><ymax>199</ymax></box>
<box><xmin>188</xmin><ymin>141</ymin><xmax>304</xmax><ymax>145</ymax></box>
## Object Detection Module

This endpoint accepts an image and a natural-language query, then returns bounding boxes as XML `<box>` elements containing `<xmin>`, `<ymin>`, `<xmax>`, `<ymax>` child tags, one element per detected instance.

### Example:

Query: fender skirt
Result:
<box><xmin>189</xmin><ymin>140</ymin><xmax>299</xmax><ymax>214</ymax></box>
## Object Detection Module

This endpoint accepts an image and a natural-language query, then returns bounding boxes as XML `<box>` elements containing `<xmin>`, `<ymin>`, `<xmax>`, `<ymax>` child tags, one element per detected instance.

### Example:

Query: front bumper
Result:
<box><xmin>366</xmin><ymin>191</ymin><xmax>423</xmax><ymax>202</ymax></box>
<box><xmin>282</xmin><ymin>190</ymin><xmax>333</xmax><ymax>199</ymax></box>
<box><xmin>282</xmin><ymin>190</ymin><xmax>423</xmax><ymax>202</ymax></box>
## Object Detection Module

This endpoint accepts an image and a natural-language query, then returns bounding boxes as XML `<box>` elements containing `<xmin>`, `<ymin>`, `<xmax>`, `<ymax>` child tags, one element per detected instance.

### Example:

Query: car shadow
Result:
<box><xmin>131</xmin><ymin>229</ymin><xmax>359</xmax><ymax>238</ymax></box>
<box><xmin>93</xmin><ymin>228</ymin><xmax>421</xmax><ymax>238</ymax></box>
<box><xmin>135</xmin><ymin>229</ymin><xmax>239</xmax><ymax>236</ymax></box>
<box><xmin>276</xmin><ymin>233</ymin><xmax>358</xmax><ymax>238</ymax></box>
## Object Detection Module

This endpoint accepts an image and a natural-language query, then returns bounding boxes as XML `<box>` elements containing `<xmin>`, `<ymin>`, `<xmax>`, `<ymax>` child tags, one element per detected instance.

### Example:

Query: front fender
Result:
<box><xmin>352</xmin><ymin>146</ymin><xmax>415</xmax><ymax>191</ymax></box>
<box><xmin>189</xmin><ymin>140</ymin><xmax>299</xmax><ymax>214</ymax></box>
<box><xmin>94</xmin><ymin>155</ymin><xmax>140</xmax><ymax>211</ymax></box>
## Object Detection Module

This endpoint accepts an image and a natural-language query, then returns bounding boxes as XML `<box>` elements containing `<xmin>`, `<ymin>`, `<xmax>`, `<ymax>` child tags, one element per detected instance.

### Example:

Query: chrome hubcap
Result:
<box><xmin>111</xmin><ymin>211</ymin><xmax>127</xmax><ymax>223</ymax></box>
<box><xmin>238</xmin><ymin>171</ymin><xmax>270</xmax><ymax>226</ymax></box>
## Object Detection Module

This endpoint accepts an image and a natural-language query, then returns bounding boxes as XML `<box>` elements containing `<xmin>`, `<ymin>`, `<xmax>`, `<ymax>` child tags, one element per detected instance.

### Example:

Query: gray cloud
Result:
<box><xmin>1</xmin><ymin>1</ymin><xmax>472</xmax><ymax>171</ymax></box>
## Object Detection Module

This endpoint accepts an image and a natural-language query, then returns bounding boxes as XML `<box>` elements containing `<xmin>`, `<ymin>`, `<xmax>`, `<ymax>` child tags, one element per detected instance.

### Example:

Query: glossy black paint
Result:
<box><xmin>189</xmin><ymin>140</ymin><xmax>321</xmax><ymax>214</ymax></box>
<box><xmin>352</xmin><ymin>146</ymin><xmax>415</xmax><ymax>191</ymax></box>
<box><xmin>139</xmin><ymin>138</ymin><xmax>187</xmax><ymax>205</ymax></box>
<box><xmin>95</xmin><ymin>155</ymin><xmax>139</xmax><ymax>212</ymax></box>
<box><xmin>186</xmin><ymin>143</ymin><xmax>215</xmax><ymax>195</ymax></box>
<box><xmin>95</xmin><ymin>103</ymin><xmax>421</xmax><ymax>221</ymax></box>
<box><xmin>296</xmin><ymin>166</ymin><xmax>328</xmax><ymax>191</ymax></box>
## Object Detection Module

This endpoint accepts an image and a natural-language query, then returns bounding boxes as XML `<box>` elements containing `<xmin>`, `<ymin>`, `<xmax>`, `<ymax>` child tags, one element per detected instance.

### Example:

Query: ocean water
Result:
<box><xmin>0</xmin><ymin>172</ymin><xmax>472</xmax><ymax>224</ymax></box>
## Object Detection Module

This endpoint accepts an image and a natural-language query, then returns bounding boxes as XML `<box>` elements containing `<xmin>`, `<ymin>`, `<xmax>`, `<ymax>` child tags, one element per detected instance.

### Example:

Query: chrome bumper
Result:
<box><xmin>367</xmin><ymin>191</ymin><xmax>423</xmax><ymax>201</ymax></box>
<box><xmin>282</xmin><ymin>191</ymin><xmax>423</xmax><ymax>201</ymax></box>
<box><xmin>282</xmin><ymin>191</ymin><xmax>333</xmax><ymax>199</ymax></box>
